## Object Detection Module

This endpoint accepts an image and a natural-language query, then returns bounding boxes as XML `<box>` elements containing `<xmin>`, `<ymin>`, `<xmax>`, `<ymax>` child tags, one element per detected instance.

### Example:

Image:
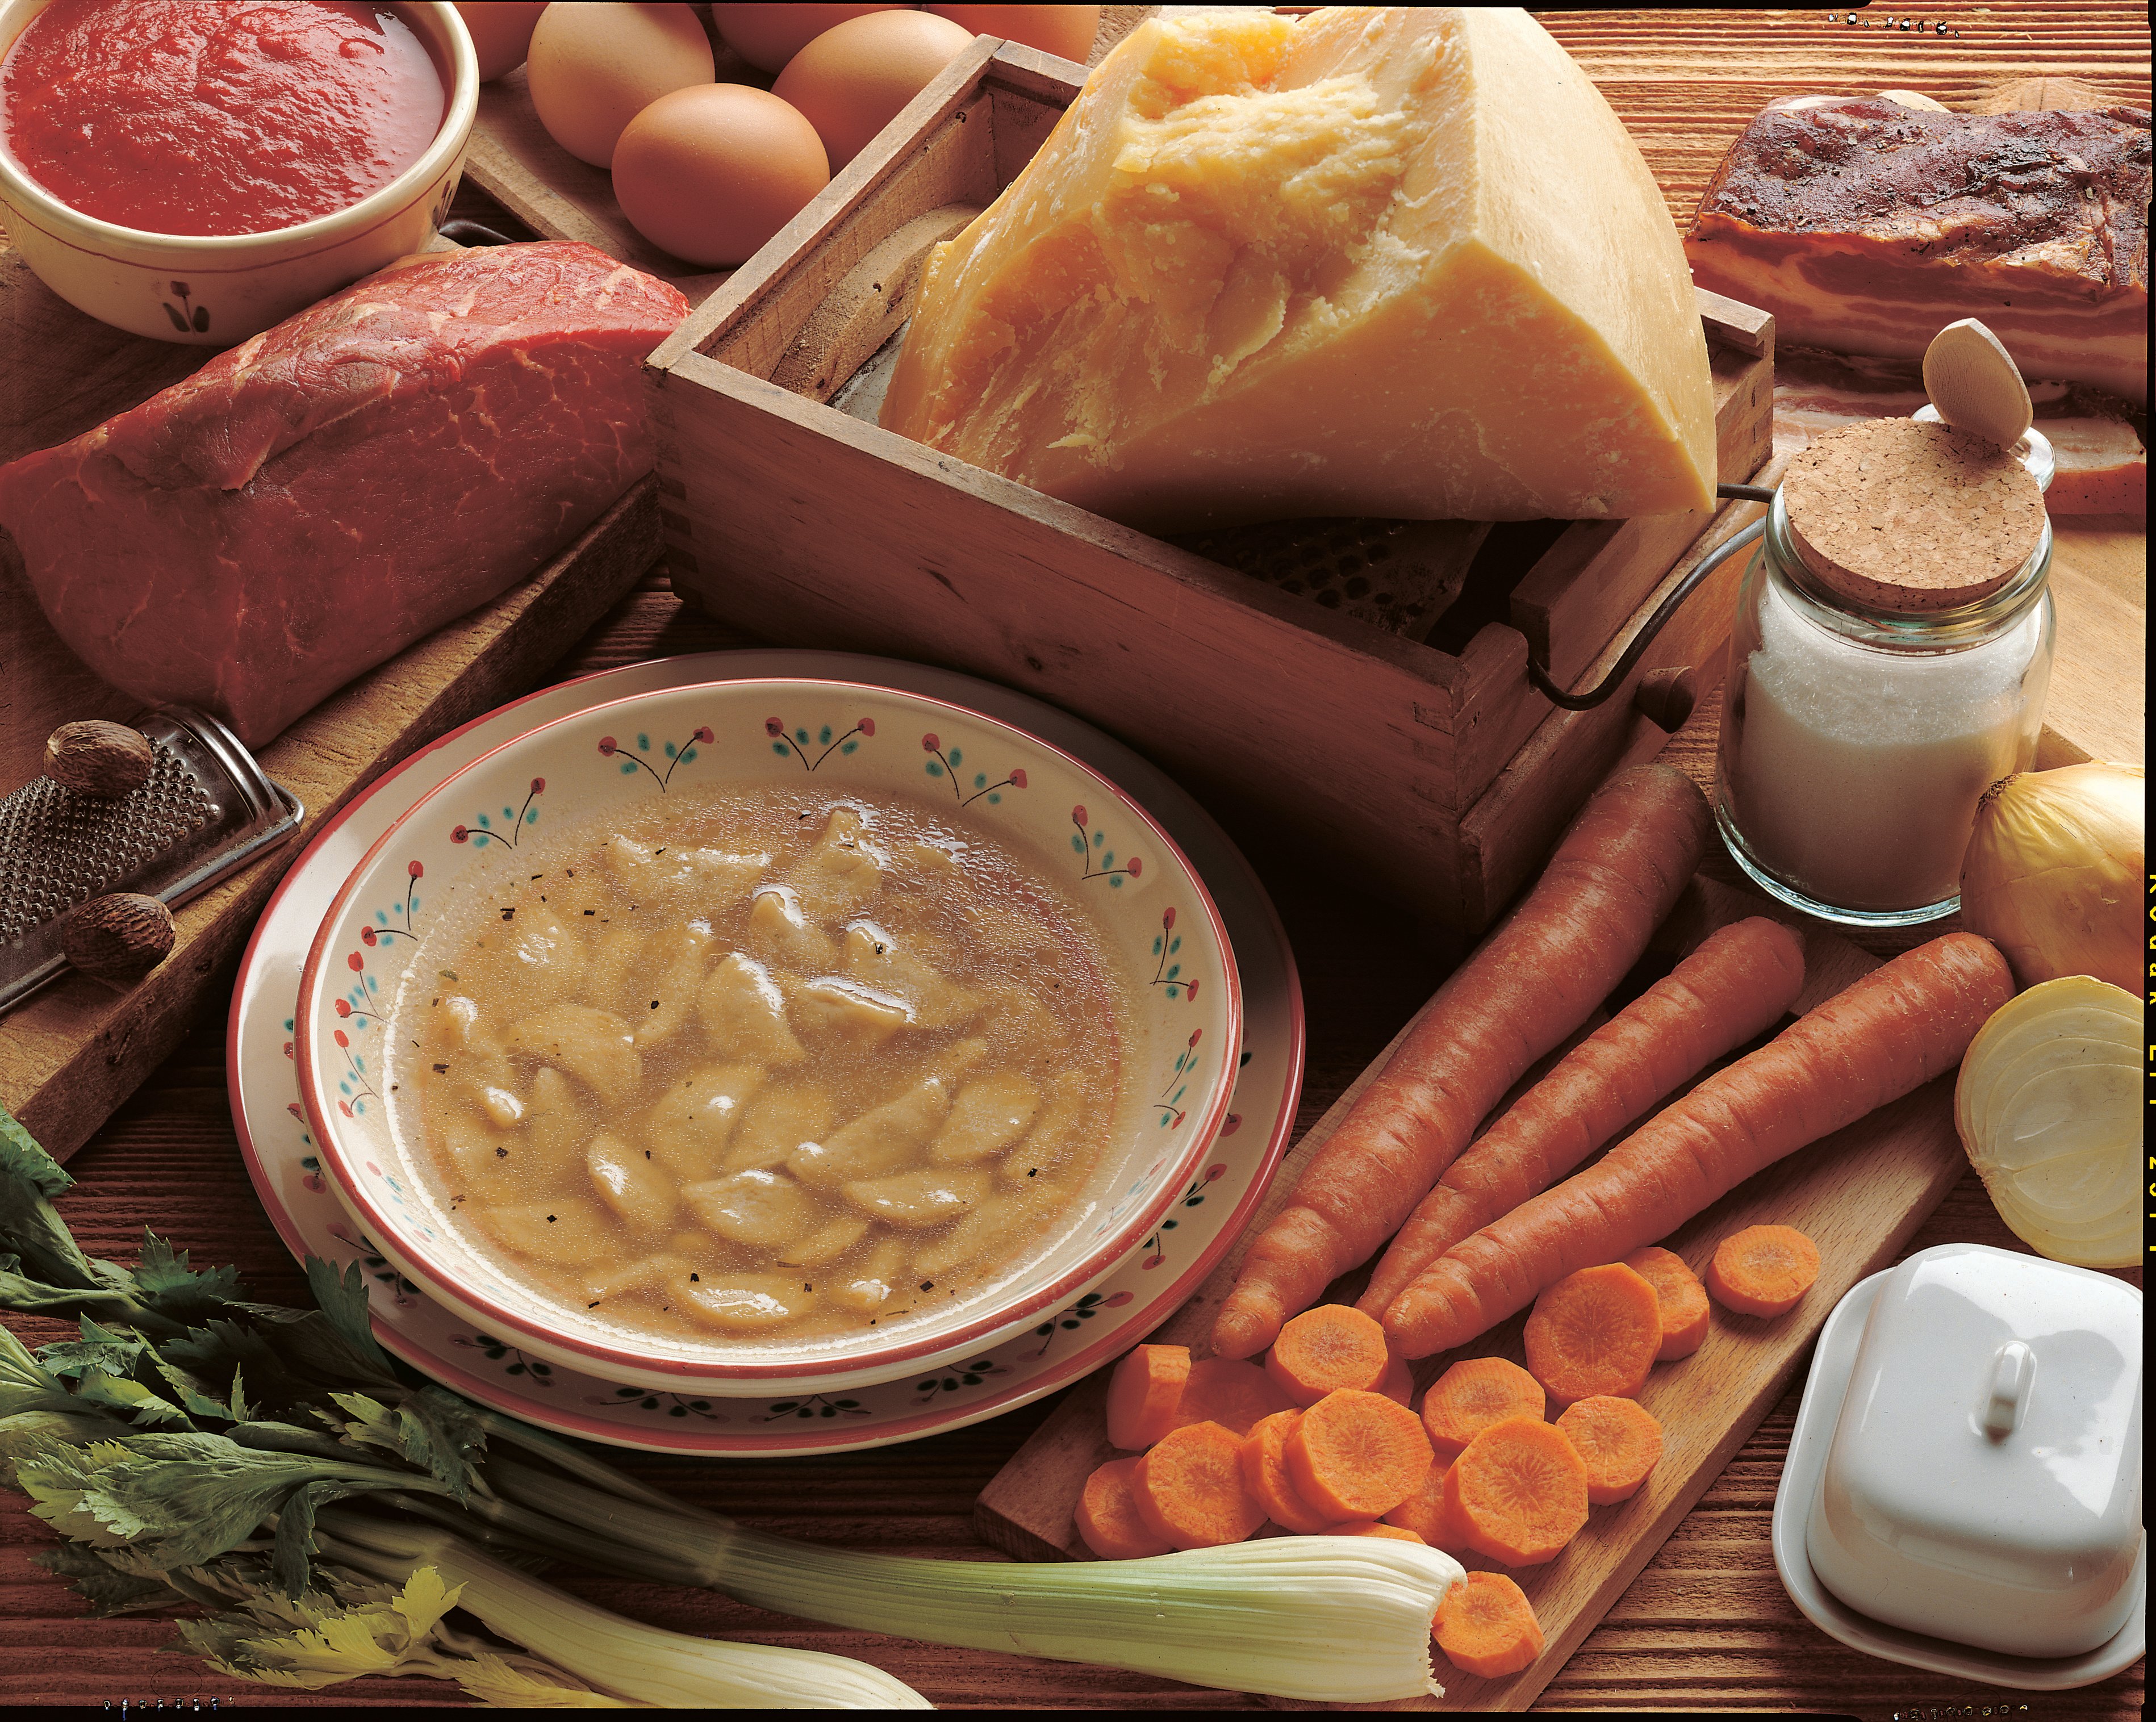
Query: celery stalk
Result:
<box><xmin>488</xmin><ymin>1460</ymin><xmax>1456</xmax><ymax>1704</ymax></box>
<box><xmin>319</xmin><ymin>1516</ymin><xmax>933</xmax><ymax>1709</ymax></box>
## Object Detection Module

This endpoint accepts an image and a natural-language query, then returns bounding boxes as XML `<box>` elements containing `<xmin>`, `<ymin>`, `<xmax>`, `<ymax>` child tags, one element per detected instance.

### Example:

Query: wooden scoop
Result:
<box><xmin>1923</xmin><ymin>319</ymin><xmax>2034</xmax><ymax>450</ymax></box>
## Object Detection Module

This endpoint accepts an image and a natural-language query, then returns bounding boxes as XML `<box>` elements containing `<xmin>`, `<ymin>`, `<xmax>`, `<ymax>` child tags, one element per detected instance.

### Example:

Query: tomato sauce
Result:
<box><xmin>1</xmin><ymin>0</ymin><xmax>445</xmax><ymax>237</ymax></box>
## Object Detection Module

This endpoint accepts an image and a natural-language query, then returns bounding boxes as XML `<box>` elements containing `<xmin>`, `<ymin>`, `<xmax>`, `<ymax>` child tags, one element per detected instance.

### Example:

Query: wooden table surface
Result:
<box><xmin>2</xmin><ymin>7</ymin><xmax>2147</xmax><ymax>1711</ymax></box>
<box><xmin>3</xmin><ymin>573</ymin><xmax>2143</xmax><ymax>1713</ymax></box>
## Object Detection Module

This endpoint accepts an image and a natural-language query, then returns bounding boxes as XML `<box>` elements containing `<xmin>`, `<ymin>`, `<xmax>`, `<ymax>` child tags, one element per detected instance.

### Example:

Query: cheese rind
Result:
<box><xmin>880</xmin><ymin>7</ymin><xmax>1717</xmax><ymax>530</ymax></box>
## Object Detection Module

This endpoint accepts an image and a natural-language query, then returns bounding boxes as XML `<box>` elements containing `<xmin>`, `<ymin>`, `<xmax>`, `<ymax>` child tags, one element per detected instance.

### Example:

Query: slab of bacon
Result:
<box><xmin>1686</xmin><ymin>97</ymin><xmax>2150</xmax><ymax>406</ymax></box>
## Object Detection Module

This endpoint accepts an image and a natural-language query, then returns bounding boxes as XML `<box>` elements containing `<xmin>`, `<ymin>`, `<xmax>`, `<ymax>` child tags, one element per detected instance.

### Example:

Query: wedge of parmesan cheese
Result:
<box><xmin>881</xmin><ymin>6</ymin><xmax>1716</xmax><ymax>529</ymax></box>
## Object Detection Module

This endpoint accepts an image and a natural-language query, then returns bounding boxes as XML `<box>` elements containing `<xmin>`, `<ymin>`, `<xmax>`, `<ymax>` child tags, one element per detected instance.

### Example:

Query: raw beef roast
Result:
<box><xmin>1686</xmin><ymin>97</ymin><xmax>2150</xmax><ymax>404</ymax></box>
<box><xmin>0</xmin><ymin>243</ymin><xmax>687</xmax><ymax>743</ymax></box>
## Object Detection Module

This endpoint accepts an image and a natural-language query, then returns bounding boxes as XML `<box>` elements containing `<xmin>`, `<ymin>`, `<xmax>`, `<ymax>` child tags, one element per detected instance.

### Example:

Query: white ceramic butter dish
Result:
<box><xmin>1773</xmin><ymin>1243</ymin><xmax>2144</xmax><ymax>1689</ymax></box>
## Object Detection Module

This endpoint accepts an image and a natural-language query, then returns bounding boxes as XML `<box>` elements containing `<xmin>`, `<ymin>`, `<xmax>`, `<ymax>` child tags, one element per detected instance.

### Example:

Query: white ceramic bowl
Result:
<box><xmin>0</xmin><ymin>0</ymin><xmax>477</xmax><ymax>344</ymax></box>
<box><xmin>297</xmin><ymin>679</ymin><xmax>1242</xmax><ymax>1394</ymax></box>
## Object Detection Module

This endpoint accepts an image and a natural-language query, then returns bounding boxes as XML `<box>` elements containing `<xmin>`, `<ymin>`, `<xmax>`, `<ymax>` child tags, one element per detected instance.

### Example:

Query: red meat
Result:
<box><xmin>0</xmin><ymin>242</ymin><xmax>688</xmax><ymax>743</ymax></box>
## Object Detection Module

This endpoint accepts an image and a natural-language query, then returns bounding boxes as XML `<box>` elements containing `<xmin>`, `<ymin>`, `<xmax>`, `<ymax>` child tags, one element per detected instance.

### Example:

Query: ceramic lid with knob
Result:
<box><xmin>1805</xmin><ymin>1242</ymin><xmax>2143</xmax><ymax>1660</ymax></box>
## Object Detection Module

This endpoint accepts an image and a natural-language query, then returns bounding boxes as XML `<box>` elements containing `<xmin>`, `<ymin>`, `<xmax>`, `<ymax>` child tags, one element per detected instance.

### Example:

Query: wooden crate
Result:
<box><xmin>650</xmin><ymin>39</ymin><xmax>1776</xmax><ymax>935</ymax></box>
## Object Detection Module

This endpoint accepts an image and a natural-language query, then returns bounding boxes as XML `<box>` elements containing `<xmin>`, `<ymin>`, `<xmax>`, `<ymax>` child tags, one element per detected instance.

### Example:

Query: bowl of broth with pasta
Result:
<box><xmin>296</xmin><ymin>680</ymin><xmax>1240</xmax><ymax>1394</ymax></box>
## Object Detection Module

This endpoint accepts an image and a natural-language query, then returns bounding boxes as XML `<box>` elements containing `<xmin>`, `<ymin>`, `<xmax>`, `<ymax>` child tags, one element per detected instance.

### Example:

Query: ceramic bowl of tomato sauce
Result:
<box><xmin>0</xmin><ymin>0</ymin><xmax>477</xmax><ymax>344</ymax></box>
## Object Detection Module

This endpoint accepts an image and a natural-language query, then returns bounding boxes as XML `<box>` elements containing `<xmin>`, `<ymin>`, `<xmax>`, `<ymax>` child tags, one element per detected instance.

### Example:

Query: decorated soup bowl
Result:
<box><xmin>298</xmin><ymin>680</ymin><xmax>1240</xmax><ymax>1395</ymax></box>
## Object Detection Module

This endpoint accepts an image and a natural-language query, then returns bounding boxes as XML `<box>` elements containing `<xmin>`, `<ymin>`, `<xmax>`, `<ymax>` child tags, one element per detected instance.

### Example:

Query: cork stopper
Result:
<box><xmin>1782</xmin><ymin>419</ymin><xmax>2046</xmax><ymax>612</ymax></box>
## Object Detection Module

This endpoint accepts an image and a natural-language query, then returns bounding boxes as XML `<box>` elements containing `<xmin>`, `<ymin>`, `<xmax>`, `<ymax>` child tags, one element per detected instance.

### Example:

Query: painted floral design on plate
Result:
<box><xmin>240</xmin><ymin>658</ymin><xmax>1299</xmax><ymax>1454</ymax></box>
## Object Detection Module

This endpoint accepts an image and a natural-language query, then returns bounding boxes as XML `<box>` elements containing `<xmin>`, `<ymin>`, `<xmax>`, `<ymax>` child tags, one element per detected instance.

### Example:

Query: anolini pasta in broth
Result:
<box><xmin>388</xmin><ymin>786</ymin><xmax>1134</xmax><ymax>1348</ymax></box>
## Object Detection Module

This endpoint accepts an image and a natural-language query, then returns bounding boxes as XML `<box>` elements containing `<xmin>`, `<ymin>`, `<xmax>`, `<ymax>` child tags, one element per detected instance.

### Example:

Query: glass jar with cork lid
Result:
<box><xmin>1714</xmin><ymin>415</ymin><xmax>2054</xmax><ymax>926</ymax></box>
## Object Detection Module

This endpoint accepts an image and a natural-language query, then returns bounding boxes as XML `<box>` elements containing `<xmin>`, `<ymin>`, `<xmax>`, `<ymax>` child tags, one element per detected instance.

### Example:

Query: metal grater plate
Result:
<box><xmin>0</xmin><ymin>707</ymin><xmax>303</xmax><ymax>1014</ymax></box>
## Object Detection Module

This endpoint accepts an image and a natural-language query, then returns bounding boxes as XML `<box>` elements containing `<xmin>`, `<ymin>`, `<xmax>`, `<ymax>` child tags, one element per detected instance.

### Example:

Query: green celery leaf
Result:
<box><xmin>159</xmin><ymin>1319</ymin><xmax>301</xmax><ymax>1407</ymax></box>
<box><xmin>271</xmin><ymin>1479</ymin><xmax>365</xmax><ymax>1599</ymax></box>
<box><xmin>72</xmin><ymin>1369</ymin><xmax>193</xmax><ymax>1430</ymax></box>
<box><xmin>0</xmin><ymin>1105</ymin><xmax>112</xmax><ymax>1294</ymax></box>
<box><xmin>11</xmin><ymin>1435</ymin><xmax>139</xmax><ymax>1547</ymax></box>
<box><xmin>132</xmin><ymin>1231</ymin><xmax>244</xmax><ymax>1323</ymax></box>
<box><xmin>173</xmin><ymin>1562</ymin><xmax>466</xmax><ymax>1690</ymax></box>
<box><xmin>0</xmin><ymin>1259</ymin><xmax>158</xmax><ymax>1329</ymax></box>
<box><xmin>232</xmin><ymin>1292</ymin><xmax>402</xmax><ymax>1394</ymax></box>
<box><xmin>40</xmin><ymin>1315</ymin><xmax>152</xmax><ymax>1381</ymax></box>
<box><xmin>22</xmin><ymin>1430</ymin><xmax>431</xmax><ymax>1570</ymax></box>
<box><xmin>0</xmin><ymin>1103</ymin><xmax>72</xmax><ymax>1198</ymax></box>
<box><xmin>327</xmin><ymin>1390</ymin><xmax>400</xmax><ymax>1457</ymax></box>
<box><xmin>396</xmin><ymin>1387</ymin><xmax>487</xmax><ymax>1504</ymax></box>
<box><xmin>0</xmin><ymin>1325</ymin><xmax>108</xmax><ymax>1424</ymax></box>
<box><xmin>35</xmin><ymin>1541</ymin><xmax>177</xmax><ymax>1616</ymax></box>
<box><xmin>0</xmin><ymin>1410</ymin><xmax>126</xmax><ymax>1475</ymax></box>
<box><xmin>451</xmin><ymin>1652</ymin><xmax>636</xmax><ymax>1708</ymax></box>
<box><xmin>227</xmin><ymin>1364</ymin><xmax>253</xmax><ymax>1425</ymax></box>
<box><xmin>151</xmin><ymin>1354</ymin><xmax>236</xmax><ymax>1422</ymax></box>
<box><xmin>311</xmin><ymin>1256</ymin><xmax>381</xmax><ymax>1355</ymax></box>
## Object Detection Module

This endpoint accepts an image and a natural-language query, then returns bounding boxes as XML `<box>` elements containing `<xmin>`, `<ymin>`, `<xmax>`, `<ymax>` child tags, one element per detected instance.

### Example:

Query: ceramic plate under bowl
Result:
<box><xmin>1772</xmin><ymin>1265</ymin><xmax>2147</xmax><ymax>1691</ymax></box>
<box><xmin>233</xmin><ymin>651</ymin><xmax>1302</xmax><ymax>1453</ymax></box>
<box><xmin>294</xmin><ymin>677</ymin><xmax>1243</xmax><ymax>1395</ymax></box>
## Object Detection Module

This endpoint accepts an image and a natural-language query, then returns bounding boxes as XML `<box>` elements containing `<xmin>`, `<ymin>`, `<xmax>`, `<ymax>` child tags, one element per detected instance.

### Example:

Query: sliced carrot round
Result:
<box><xmin>1706</xmin><ymin>1224</ymin><xmax>1820</xmax><ymax>1318</ymax></box>
<box><xmin>1075</xmin><ymin>1454</ymin><xmax>1173</xmax><ymax>1559</ymax></box>
<box><xmin>1435</xmin><ymin>1570</ymin><xmax>1545</xmax><ymax>1678</ymax></box>
<box><xmin>1284</xmin><ymin>1387</ymin><xmax>1434</xmax><ymax>1522</ymax></box>
<box><xmin>1622</xmin><ymin>1245</ymin><xmax>1710</xmax><ymax>1361</ymax></box>
<box><xmin>1380</xmin><ymin>1458</ymin><xmax>1470</xmax><ymax>1551</ymax></box>
<box><xmin>1132</xmin><ymin>1419</ymin><xmax>1266</xmax><ymax>1550</ymax></box>
<box><xmin>1240</xmin><ymin>1408</ymin><xmax>1339</xmax><ymax>1535</ymax></box>
<box><xmin>1555</xmin><ymin>1395</ymin><xmax>1664</xmax><ymax>1506</ymax></box>
<box><xmin>1105</xmin><ymin>1342</ymin><xmax>1190</xmax><ymax>1451</ymax></box>
<box><xmin>1523</xmin><ymin>1262</ymin><xmax>1662</xmax><ymax>1405</ymax></box>
<box><xmin>1421</xmin><ymin>1355</ymin><xmax>1546</xmax><ymax>1453</ymax></box>
<box><xmin>1168</xmin><ymin>1356</ymin><xmax>1296</xmax><ymax>1438</ymax></box>
<box><xmin>1266</xmin><ymin>1303</ymin><xmax>1391</xmax><ymax>1406</ymax></box>
<box><xmin>1444</xmin><ymin>1414</ymin><xmax>1587</xmax><ymax>1566</ymax></box>
<box><xmin>1377</xmin><ymin>1351</ymin><xmax>1415</xmax><ymax>1408</ymax></box>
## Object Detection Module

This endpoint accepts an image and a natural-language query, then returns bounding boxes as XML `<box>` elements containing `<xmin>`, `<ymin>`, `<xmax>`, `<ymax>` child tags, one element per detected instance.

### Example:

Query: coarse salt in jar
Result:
<box><xmin>1715</xmin><ymin>417</ymin><xmax>2055</xmax><ymax>926</ymax></box>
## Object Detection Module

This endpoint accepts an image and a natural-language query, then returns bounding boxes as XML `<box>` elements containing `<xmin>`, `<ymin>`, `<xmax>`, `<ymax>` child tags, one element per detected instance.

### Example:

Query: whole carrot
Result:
<box><xmin>1356</xmin><ymin>917</ymin><xmax>1806</xmax><ymax>1318</ymax></box>
<box><xmin>1210</xmin><ymin>765</ymin><xmax>1712</xmax><ymax>1360</ymax></box>
<box><xmin>1382</xmin><ymin>932</ymin><xmax>2012</xmax><ymax>1357</ymax></box>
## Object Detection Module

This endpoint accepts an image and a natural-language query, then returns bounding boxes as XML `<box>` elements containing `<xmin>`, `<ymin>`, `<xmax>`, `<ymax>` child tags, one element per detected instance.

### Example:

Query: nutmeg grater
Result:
<box><xmin>0</xmin><ymin>706</ymin><xmax>301</xmax><ymax>1014</ymax></box>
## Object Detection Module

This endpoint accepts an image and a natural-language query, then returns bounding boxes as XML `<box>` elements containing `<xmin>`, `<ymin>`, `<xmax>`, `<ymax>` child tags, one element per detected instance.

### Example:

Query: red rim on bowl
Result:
<box><xmin>228</xmin><ymin>649</ymin><xmax>1303</xmax><ymax>1454</ymax></box>
<box><xmin>295</xmin><ymin>678</ymin><xmax>1244</xmax><ymax>1387</ymax></box>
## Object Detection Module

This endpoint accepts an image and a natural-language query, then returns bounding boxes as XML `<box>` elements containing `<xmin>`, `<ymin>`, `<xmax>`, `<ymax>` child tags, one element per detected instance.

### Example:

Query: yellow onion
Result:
<box><xmin>1958</xmin><ymin>763</ymin><xmax>2141</xmax><ymax>992</ymax></box>
<box><xmin>1953</xmin><ymin>976</ymin><xmax>2136</xmax><ymax>1268</ymax></box>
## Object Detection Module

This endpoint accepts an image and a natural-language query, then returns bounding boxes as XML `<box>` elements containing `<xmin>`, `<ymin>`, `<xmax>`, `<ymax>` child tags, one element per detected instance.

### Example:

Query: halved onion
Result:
<box><xmin>1953</xmin><ymin>976</ymin><xmax>2137</xmax><ymax>1268</ymax></box>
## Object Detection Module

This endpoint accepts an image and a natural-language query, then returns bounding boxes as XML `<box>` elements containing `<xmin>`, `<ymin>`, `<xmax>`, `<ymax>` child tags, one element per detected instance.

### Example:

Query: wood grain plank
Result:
<box><xmin>1</xmin><ymin>586</ymin><xmax>2138</xmax><ymax>1713</ymax></box>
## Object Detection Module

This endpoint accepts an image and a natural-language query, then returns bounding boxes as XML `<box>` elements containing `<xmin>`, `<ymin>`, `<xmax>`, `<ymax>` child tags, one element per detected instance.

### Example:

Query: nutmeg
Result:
<box><xmin>61</xmin><ymin>893</ymin><xmax>176</xmax><ymax>988</ymax></box>
<box><xmin>45</xmin><ymin>720</ymin><xmax>154</xmax><ymax>797</ymax></box>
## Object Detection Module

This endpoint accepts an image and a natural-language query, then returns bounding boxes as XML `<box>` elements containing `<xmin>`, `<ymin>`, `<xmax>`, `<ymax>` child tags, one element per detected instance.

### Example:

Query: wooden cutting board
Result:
<box><xmin>0</xmin><ymin>238</ymin><xmax>660</xmax><ymax>1161</ymax></box>
<box><xmin>974</xmin><ymin>877</ymin><xmax>1971</xmax><ymax>1711</ymax></box>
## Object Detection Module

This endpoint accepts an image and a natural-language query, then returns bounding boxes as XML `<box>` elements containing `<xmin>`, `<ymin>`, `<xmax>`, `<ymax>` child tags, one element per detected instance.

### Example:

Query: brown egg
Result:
<box><xmin>527</xmin><ymin>2</ymin><xmax>716</xmax><ymax>169</ymax></box>
<box><xmin>927</xmin><ymin>5</ymin><xmax>1100</xmax><ymax>63</ymax></box>
<box><xmin>772</xmin><ymin>11</ymin><xmax>974</xmax><ymax>173</ymax></box>
<box><xmin>453</xmin><ymin>1</ymin><xmax>549</xmax><ymax>82</ymax></box>
<box><xmin>612</xmin><ymin>84</ymin><xmax>830</xmax><ymax>268</ymax></box>
<box><xmin>711</xmin><ymin>4</ymin><xmax>905</xmax><ymax>74</ymax></box>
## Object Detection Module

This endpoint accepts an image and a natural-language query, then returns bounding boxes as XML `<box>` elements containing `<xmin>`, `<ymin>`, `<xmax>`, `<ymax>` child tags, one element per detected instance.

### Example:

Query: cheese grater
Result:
<box><xmin>0</xmin><ymin>706</ymin><xmax>302</xmax><ymax>1015</ymax></box>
